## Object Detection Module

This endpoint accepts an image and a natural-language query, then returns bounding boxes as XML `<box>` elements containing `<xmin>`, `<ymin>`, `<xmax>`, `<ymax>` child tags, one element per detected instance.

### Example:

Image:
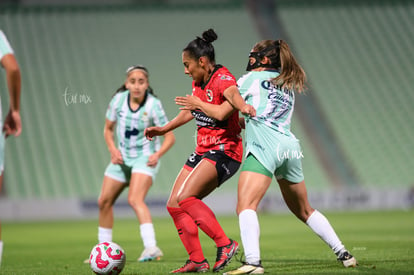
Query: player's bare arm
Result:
<box><xmin>223</xmin><ymin>85</ymin><xmax>256</xmax><ymax>117</ymax></box>
<box><xmin>175</xmin><ymin>94</ymin><xmax>234</xmax><ymax>121</ymax></box>
<box><xmin>1</xmin><ymin>53</ymin><xmax>21</xmax><ymax>137</ymax></box>
<box><xmin>145</xmin><ymin>109</ymin><xmax>193</xmax><ymax>140</ymax></box>
<box><xmin>103</xmin><ymin>119</ymin><xmax>123</xmax><ymax>164</ymax></box>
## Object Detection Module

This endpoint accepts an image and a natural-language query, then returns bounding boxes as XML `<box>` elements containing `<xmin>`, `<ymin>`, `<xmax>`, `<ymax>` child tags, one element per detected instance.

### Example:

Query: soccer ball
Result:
<box><xmin>89</xmin><ymin>241</ymin><xmax>126</xmax><ymax>275</ymax></box>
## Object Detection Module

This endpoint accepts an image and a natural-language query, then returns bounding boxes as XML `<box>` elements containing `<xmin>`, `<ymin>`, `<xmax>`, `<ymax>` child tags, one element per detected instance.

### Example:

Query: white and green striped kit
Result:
<box><xmin>0</xmin><ymin>30</ymin><xmax>14</xmax><ymax>122</ymax></box>
<box><xmin>106</xmin><ymin>90</ymin><xmax>169</xmax><ymax>160</ymax></box>
<box><xmin>0</xmin><ymin>30</ymin><xmax>15</xmax><ymax>172</ymax></box>
<box><xmin>238</xmin><ymin>70</ymin><xmax>304</xmax><ymax>182</ymax></box>
<box><xmin>238</xmin><ymin>70</ymin><xmax>296</xmax><ymax>138</ymax></box>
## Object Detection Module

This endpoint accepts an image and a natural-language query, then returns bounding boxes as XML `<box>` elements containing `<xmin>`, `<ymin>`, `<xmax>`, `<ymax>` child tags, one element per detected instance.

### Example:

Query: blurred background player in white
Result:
<box><xmin>91</xmin><ymin>65</ymin><xmax>175</xmax><ymax>263</ymax></box>
<box><xmin>0</xmin><ymin>29</ymin><xmax>22</xmax><ymax>268</ymax></box>
<box><xmin>223</xmin><ymin>39</ymin><xmax>357</xmax><ymax>274</ymax></box>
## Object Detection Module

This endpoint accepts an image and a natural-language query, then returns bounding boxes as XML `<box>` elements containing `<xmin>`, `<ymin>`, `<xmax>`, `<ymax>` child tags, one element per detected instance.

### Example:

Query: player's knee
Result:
<box><xmin>97</xmin><ymin>197</ymin><xmax>112</xmax><ymax>211</ymax></box>
<box><xmin>127</xmin><ymin>197</ymin><xmax>145</xmax><ymax>209</ymax></box>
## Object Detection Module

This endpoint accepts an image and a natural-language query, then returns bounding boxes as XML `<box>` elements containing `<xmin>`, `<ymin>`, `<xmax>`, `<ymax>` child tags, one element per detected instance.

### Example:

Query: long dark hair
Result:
<box><xmin>114</xmin><ymin>65</ymin><xmax>155</xmax><ymax>96</ymax></box>
<box><xmin>183</xmin><ymin>28</ymin><xmax>218</xmax><ymax>62</ymax></box>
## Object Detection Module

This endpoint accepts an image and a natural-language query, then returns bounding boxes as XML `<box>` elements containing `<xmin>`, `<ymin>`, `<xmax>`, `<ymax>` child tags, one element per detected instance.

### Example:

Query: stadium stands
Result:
<box><xmin>0</xmin><ymin>0</ymin><xmax>412</xmax><ymax>204</ymax></box>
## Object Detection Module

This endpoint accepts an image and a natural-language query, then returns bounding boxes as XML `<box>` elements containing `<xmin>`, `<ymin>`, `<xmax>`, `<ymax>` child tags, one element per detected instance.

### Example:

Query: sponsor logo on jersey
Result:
<box><xmin>191</xmin><ymin>110</ymin><xmax>228</xmax><ymax>129</ymax></box>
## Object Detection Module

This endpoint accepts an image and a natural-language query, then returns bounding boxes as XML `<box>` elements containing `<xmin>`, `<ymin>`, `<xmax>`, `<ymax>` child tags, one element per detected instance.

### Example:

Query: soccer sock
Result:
<box><xmin>179</xmin><ymin>196</ymin><xmax>230</xmax><ymax>248</ymax></box>
<box><xmin>167</xmin><ymin>206</ymin><xmax>205</xmax><ymax>262</ymax></box>
<box><xmin>140</xmin><ymin>223</ymin><xmax>156</xmax><ymax>248</ymax></box>
<box><xmin>98</xmin><ymin>227</ymin><xmax>113</xmax><ymax>243</ymax></box>
<box><xmin>306</xmin><ymin>210</ymin><xmax>345</xmax><ymax>255</ymax></box>
<box><xmin>239</xmin><ymin>209</ymin><xmax>261</xmax><ymax>265</ymax></box>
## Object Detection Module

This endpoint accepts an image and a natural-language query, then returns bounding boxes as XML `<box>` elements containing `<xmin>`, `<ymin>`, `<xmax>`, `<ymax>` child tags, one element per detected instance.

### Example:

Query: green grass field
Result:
<box><xmin>1</xmin><ymin>210</ymin><xmax>413</xmax><ymax>274</ymax></box>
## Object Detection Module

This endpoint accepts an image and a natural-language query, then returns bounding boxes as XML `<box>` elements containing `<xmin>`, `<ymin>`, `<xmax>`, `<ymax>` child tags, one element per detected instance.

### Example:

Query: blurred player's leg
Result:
<box><xmin>128</xmin><ymin>172</ymin><xmax>163</xmax><ymax>262</ymax></box>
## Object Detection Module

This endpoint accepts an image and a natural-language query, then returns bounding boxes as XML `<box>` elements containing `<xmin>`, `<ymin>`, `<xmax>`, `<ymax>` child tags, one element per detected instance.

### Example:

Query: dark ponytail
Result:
<box><xmin>115</xmin><ymin>84</ymin><xmax>127</xmax><ymax>94</ymax></box>
<box><xmin>183</xmin><ymin>28</ymin><xmax>218</xmax><ymax>62</ymax></box>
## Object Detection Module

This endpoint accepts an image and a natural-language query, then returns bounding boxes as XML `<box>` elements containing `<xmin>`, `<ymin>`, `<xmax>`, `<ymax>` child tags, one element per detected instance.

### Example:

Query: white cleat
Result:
<box><xmin>137</xmin><ymin>246</ymin><xmax>163</xmax><ymax>262</ymax></box>
<box><xmin>223</xmin><ymin>263</ymin><xmax>264</xmax><ymax>274</ymax></box>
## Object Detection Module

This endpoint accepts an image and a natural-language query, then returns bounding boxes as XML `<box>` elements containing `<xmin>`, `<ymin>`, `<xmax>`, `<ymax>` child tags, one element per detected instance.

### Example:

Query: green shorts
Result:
<box><xmin>243</xmin><ymin>120</ymin><xmax>305</xmax><ymax>183</ymax></box>
<box><xmin>104</xmin><ymin>155</ymin><xmax>160</xmax><ymax>183</ymax></box>
<box><xmin>241</xmin><ymin>152</ymin><xmax>304</xmax><ymax>183</ymax></box>
<box><xmin>241</xmin><ymin>153</ymin><xmax>273</xmax><ymax>178</ymax></box>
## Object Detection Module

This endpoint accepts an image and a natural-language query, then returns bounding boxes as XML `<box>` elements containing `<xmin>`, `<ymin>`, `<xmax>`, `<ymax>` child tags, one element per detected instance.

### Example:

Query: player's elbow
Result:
<box><xmin>2</xmin><ymin>55</ymin><xmax>20</xmax><ymax>75</ymax></box>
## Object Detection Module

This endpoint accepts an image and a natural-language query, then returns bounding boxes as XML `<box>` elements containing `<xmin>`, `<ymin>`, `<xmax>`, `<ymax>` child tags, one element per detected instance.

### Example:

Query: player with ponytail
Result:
<box><xmin>222</xmin><ymin>39</ymin><xmax>357</xmax><ymax>274</ymax></box>
<box><xmin>145</xmin><ymin>29</ymin><xmax>255</xmax><ymax>273</ymax></box>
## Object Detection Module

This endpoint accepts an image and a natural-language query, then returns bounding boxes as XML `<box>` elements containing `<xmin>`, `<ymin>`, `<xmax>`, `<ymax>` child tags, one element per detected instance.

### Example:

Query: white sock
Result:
<box><xmin>98</xmin><ymin>227</ymin><xmax>112</xmax><ymax>243</ymax></box>
<box><xmin>0</xmin><ymin>240</ymin><xmax>3</xmax><ymax>266</ymax></box>
<box><xmin>140</xmin><ymin>223</ymin><xmax>156</xmax><ymax>248</ymax></box>
<box><xmin>239</xmin><ymin>209</ymin><xmax>261</xmax><ymax>265</ymax></box>
<box><xmin>306</xmin><ymin>210</ymin><xmax>345</xmax><ymax>255</ymax></box>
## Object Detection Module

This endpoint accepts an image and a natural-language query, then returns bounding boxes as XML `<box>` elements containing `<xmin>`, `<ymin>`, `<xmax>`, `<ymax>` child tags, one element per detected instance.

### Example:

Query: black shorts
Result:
<box><xmin>184</xmin><ymin>150</ymin><xmax>241</xmax><ymax>187</ymax></box>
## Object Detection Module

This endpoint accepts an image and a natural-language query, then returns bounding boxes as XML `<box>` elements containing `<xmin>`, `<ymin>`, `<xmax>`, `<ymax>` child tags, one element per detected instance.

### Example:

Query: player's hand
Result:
<box><xmin>241</xmin><ymin>104</ymin><xmax>256</xmax><ymax>117</ymax></box>
<box><xmin>147</xmin><ymin>152</ymin><xmax>160</xmax><ymax>167</ymax></box>
<box><xmin>3</xmin><ymin>110</ymin><xmax>22</xmax><ymax>138</ymax></box>
<box><xmin>144</xmin><ymin>126</ymin><xmax>164</xmax><ymax>141</ymax></box>
<box><xmin>110</xmin><ymin>148</ymin><xmax>124</xmax><ymax>165</ymax></box>
<box><xmin>175</xmin><ymin>95</ymin><xmax>201</xmax><ymax>110</ymax></box>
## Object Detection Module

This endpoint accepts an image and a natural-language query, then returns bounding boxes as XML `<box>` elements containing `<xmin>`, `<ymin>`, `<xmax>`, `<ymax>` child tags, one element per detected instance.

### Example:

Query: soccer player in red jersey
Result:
<box><xmin>145</xmin><ymin>29</ymin><xmax>255</xmax><ymax>273</ymax></box>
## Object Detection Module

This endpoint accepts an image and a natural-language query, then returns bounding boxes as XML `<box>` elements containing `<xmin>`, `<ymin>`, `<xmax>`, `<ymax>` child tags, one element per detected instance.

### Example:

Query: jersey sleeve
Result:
<box><xmin>218</xmin><ymin>73</ymin><xmax>237</xmax><ymax>96</ymax></box>
<box><xmin>151</xmin><ymin>99</ymin><xmax>169</xmax><ymax>127</ymax></box>
<box><xmin>106</xmin><ymin>94</ymin><xmax>119</xmax><ymax>122</ymax></box>
<box><xmin>0</xmin><ymin>30</ymin><xmax>14</xmax><ymax>61</ymax></box>
<box><xmin>237</xmin><ymin>73</ymin><xmax>250</xmax><ymax>100</ymax></box>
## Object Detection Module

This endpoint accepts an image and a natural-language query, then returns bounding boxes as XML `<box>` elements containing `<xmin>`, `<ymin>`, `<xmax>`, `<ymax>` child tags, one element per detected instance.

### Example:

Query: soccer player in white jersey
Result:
<box><xmin>93</xmin><ymin>65</ymin><xmax>175</xmax><ymax>262</ymax></box>
<box><xmin>176</xmin><ymin>40</ymin><xmax>357</xmax><ymax>274</ymax></box>
<box><xmin>224</xmin><ymin>40</ymin><xmax>357</xmax><ymax>274</ymax></box>
<box><xmin>0</xmin><ymin>30</ymin><xmax>22</xmax><ymax>267</ymax></box>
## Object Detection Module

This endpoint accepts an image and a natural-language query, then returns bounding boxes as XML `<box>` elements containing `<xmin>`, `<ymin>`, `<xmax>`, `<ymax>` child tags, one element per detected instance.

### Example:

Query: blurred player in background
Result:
<box><xmin>92</xmin><ymin>65</ymin><xmax>175</xmax><ymax>263</ymax></box>
<box><xmin>145</xmin><ymin>29</ymin><xmax>255</xmax><ymax>273</ymax></box>
<box><xmin>0</xmin><ymin>29</ymin><xmax>22</xmax><ymax>268</ymax></box>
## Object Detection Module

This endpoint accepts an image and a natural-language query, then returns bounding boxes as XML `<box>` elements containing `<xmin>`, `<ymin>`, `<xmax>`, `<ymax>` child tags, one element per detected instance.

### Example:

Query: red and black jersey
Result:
<box><xmin>191</xmin><ymin>65</ymin><xmax>242</xmax><ymax>162</ymax></box>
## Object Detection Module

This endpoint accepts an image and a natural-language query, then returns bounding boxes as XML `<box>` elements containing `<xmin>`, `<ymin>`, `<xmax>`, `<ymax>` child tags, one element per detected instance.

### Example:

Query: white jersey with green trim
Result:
<box><xmin>0</xmin><ymin>30</ymin><xmax>14</xmax><ymax>60</ymax></box>
<box><xmin>106</xmin><ymin>90</ymin><xmax>169</xmax><ymax>159</ymax></box>
<box><xmin>238</xmin><ymin>70</ymin><xmax>296</xmax><ymax>138</ymax></box>
<box><xmin>0</xmin><ymin>30</ymin><xmax>15</xmax><ymax>121</ymax></box>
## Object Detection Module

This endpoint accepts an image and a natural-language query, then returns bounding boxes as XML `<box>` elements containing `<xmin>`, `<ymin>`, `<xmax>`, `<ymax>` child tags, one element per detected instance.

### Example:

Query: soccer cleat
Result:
<box><xmin>170</xmin><ymin>259</ymin><xmax>210</xmax><ymax>273</ymax></box>
<box><xmin>213</xmin><ymin>239</ymin><xmax>239</xmax><ymax>272</ymax></box>
<box><xmin>137</xmin><ymin>246</ymin><xmax>163</xmax><ymax>262</ymax></box>
<box><xmin>337</xmin><ymin>251</ymin><xmax>358</xmax><ymax>267</ymax></box>
<box><xmin>223</xmin><ymin>262</ymin><xmax>265</xmax><ymax>274</ymax></box>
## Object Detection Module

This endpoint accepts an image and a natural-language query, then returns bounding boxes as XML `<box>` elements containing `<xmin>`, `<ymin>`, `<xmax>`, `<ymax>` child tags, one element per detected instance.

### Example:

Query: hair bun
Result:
<box><xmin>202</xmin><ymin>29</ymin><xmax>218</xmax><ymax>43</ymax></box>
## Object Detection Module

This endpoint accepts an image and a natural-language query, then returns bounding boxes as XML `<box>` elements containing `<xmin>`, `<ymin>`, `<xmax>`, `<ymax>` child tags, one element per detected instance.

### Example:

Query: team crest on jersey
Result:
<box><xmin>142</xmin><ymin>112</ymin><xmax>149</xmax><ymax>122</ymax></box>
<box><xmin>206</xmin><ymin>89</ymin><xmax>213</xmax><ymax>102</ymax></box>
<box><xmin>220</xmin><ymin>74</ymin><xmax>233</xmax><ymax>81</ymax></box>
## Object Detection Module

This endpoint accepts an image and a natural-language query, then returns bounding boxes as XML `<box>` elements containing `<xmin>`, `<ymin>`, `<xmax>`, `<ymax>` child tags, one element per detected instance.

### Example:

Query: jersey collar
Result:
<box><xmin>200</xmin><ymin>64</ymin><xmax>222</xmax><ymax>90</ymax></box>
<box><xmin>128</xmin><ymin>91</ymin><xmax>148</xmax><ymax>113</ymax></box>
